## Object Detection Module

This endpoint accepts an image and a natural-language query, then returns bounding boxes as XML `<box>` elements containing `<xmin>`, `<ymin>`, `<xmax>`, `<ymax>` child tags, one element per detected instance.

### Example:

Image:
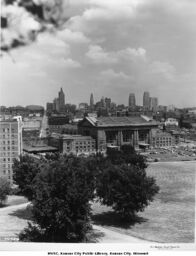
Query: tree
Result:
<box><xmin>19</xmin><ymin>155</ymin><xmax>96</xmax><ymax>242</ymax></box>
<box><xmin>96</xmin><ymin>163</ymin><xmax>159</xmax><ymax>219</ymax></box>
<box><xmin>107</xmin><ymin>144</ymin><xmax>148</xmax><ymax>169</ymax></box>
<box><xmin>13</xmin><ymin>155</ymin><xmax>41</xmax><ymax>201</ymax></box>
<box><xmin>0</xmin><ymin>178</ymin><xmax>11</xmax><ymax>206</ymax></box>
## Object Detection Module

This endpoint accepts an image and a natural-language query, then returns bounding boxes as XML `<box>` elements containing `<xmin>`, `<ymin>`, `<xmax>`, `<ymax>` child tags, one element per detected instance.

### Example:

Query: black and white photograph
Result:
<box><xmin>0</xmin><ymin>0</ymin><xmax>196</xmax><ymax>254</ymax></box>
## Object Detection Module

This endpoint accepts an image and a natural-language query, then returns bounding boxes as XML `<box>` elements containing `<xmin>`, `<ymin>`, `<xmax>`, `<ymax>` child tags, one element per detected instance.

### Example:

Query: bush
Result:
<box><xmin>0</xmin><ymin>178</ymin><xmax>11</xmax><ymax>206</ymax></box>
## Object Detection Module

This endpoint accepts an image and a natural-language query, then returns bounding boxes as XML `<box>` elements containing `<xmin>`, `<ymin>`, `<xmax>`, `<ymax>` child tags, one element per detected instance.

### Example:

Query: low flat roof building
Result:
<box><xmin>49</xmin><ymin>133</ymin><xmax>96</xmax><ymax>155</ymax></box>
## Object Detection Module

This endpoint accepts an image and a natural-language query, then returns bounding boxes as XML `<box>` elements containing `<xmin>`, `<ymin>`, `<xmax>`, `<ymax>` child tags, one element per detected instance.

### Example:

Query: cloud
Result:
<box><xmin>101</xmin><ymin>69</ymin><xmax>130</xmax><ymax>80</ymax></box>
<box><xmin>86</xmin><ymin>45</ymin><xmax>117</xmax><ymax>64</ymax></box>
<box><xmin>63</xmin><ymin>58</ymin><xmax>81</xmax><ymax>68</ymax></box>
<box><xmin>149</xmin><ymin>61</ymin><xmax>176</xmax><ymax>81</ymax></box>
<box><xmin>58</xmin><ymin>29</ymin><xmax>90</xmax><ymax>44</ymax></box>
<box><xmin>86</xmin><ymin>45</ymin><xmax>147</xmax><ymax>65</ymax></box>
<box><xmin>118</xmin><ymin>47</ymin><xmax>146</xmax><ymax>61</ymax></box>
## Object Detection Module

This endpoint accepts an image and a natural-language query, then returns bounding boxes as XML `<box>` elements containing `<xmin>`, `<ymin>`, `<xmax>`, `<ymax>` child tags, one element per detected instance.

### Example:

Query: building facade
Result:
<box><xmin>128</xmin><ymin>93</ymin><xmax>136</xmax><ymax>109</ymax></box>
<box><xmin>143</xmin><ymin>91</ymin><xmax>150</xmax><ymax>110</ymax></box>
<box><xmin>149</xmin><ymin>97</ymin><xmax>158</xmax><ymax>112</ymax></box>
<box><xmin>58</xmin><ymin>87</ymin><xmax>65</xmax><ymax>113</ymax></box>
<box><xmin>78</xmin><ymin>116</ymin><xmax>158</xmax><ymax>152</ymax></box>
<box><xmin>48</xmin><ymin>115</ymin><xmax>69</xmax><ymax>134</ymax></box>
<box><xmin>0</xmin><ymin>117</ymin><xmax>23</xmax><ymax>184</ymax></box>
<box><xmin>151</xmin><ymin>129</ymin><xmax>174</xmax><ymax>148</ymax></box>
<box><xmin>90</xmin><ymin>93</ymin><xmax>94</xmax><ymax>111</ymax></box>
<box><xmin>49</xmin><ymin>133</ymin><xmax>96</xmax><ymax>155</ymax></box>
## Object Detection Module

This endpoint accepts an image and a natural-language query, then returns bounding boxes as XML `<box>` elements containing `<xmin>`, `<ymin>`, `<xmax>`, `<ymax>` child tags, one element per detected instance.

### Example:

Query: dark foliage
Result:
<box><xmin>12</xmin><ymin>155</ymin><xmax>41</xmax><ymax>201</ymax></box>
<box><xmin>107</xmin><ymin>144</ymin><xmax>148</xmax><ymax>169</ymax></box>
<box><xmin>19</xmin><ymin>155</ymin><xmax>96</xmax><ymax>242</ymax></box>
<box><xmin>96</xmin><ymin>163</ymin><xmax>159</xmax><ymax>219</ymax></box>
<box><xmin>0</xmin><ymin>177</ymin><xmax>11</xmax><ymax>206</ymax></box>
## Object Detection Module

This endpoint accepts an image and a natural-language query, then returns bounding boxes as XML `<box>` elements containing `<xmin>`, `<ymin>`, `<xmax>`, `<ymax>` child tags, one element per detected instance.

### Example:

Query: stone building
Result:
<box><xmin>49</xmin><ymin>133</ymin><xmax>96</xmax><ymax>155</ymax></box>
<box><xmin>151</xmin><ymin>129</ymin><xmax>174</xmax><ymax>148</ymax></box>
<box><xmin>78</xmin><ymin>116</ymin><xmax>158</xmax><ymax>152</ymax></box>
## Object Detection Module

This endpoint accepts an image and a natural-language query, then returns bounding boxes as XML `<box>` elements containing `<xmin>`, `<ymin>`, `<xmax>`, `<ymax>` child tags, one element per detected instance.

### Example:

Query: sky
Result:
<box><xmin>0</xmin><ymin>0</ymin><xmax>196</xmax><ymax>108</ymax></box>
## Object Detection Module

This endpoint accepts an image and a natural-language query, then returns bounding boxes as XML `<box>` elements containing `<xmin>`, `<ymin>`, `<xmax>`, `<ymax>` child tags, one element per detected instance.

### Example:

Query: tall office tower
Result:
<box><xmin>0</xmin><ymin>116</ymin><xmax>23</xmax><ymax>185</ymax></box>
<box><xmin>150</xmin><ymin>97</ymin><xmax>158</xmax><ymax>112</ymax></box>
<box><xmin>143</xmin><ymin>91</ymin><xmax>150</xmax><ymax>110</ymax></box>
<box><xmin>53</xmin><ymin>98</ymin><xmax>60</xmax><ymax>112</ymax></box>
<box><xmin>105</xmin><ymin>97</ymin><xmax>111</xmax><ymax>109</ymax></box>
<box><xmin>46</xmin><ymin>102</ymin><xmax>53</xmax><ymax>114</ymax></box>
<box><xmin>100</xmin><ymin>96</ymin><xmax>106</xmax><ymax>108</ymax></box>
<box><xmin>90</xmin><ymin>93</ymin><xmax>94</xmax><ymax>110</ymax></box>
<box><xmin>58</xmin><ymin>87</ymin><xmax>65</xmax><ymax>112</ymax></box>
<box><xmin>128</xmin><ymin>93</ymin><xmax>136</xmax><ymax>108</ymax></box>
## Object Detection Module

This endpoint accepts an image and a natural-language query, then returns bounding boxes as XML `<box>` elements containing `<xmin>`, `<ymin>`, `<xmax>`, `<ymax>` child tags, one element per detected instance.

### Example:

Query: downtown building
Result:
<box><xmin>0</xmin><ymin>117</ymin><xmax>23</xmax><ymax>184</ymax></box>
<box><xmin>143</xmin><ymin>91</ymin><xmax>150</xmax><ymax>110</ymax></box>
<box><xmin>128</xmin><ymin>93</ymin><xmax>136</xmax><ymax>109</ymax></box>
<box><xmin>46</xmin><ymin>88</ymin><xmax>65</xmax><ymax>114</ymax></box>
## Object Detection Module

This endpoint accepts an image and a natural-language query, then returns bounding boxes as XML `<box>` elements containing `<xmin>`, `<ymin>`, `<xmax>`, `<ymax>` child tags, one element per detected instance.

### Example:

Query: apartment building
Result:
<box><xmin>0</xmin><ymin>117</ymin><xmax>23</xmax><ymax>184</ymax></box>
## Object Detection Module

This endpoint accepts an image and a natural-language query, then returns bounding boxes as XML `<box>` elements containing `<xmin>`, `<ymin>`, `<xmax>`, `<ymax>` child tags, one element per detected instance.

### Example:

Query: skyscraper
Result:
<box><xmin>90</xmin><ymin>93</ymin><xmax>94</xmax><ymax>110</ymax></box>
<box><xmin>149</xmin><ymin>97</ymin><xmax>158</xmax><ymax>112</ymax></box>
<box><xmin>128</xmin><ymin>93</ymin><xmax>136</xmax><ymax>108</ymax></box>
<box><xmin>100</xmin><ymin>96</ymin><xmax>106</xmax><ymax>108</ymax></box>
<box><xmin>58</xmin><ymin>87</ymin><xmax>65</xmax><ymax>113</ymax></box>
<box><xmin>143</xmin><ymin>91</ymin><xmax>150</xmax><ymax>110</ymax></box>
<box><xmin>105</xmin><ymin>97</ymin><xmax>111</xmax><ymax>109</ymax></box>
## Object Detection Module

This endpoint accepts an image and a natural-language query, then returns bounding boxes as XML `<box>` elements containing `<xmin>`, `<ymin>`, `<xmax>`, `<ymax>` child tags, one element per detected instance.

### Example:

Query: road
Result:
<box><xmin>0</xmin><ymin>203</ymin><xmax>149</xmax><ymax>243</ymax></box>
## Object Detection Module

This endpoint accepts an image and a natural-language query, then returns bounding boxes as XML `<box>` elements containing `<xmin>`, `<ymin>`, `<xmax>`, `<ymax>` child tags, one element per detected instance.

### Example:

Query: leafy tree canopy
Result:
<box><xmin>19</xmin><ymin>155</ymin><xmax>96</xmax><ymax>242</ymax></box>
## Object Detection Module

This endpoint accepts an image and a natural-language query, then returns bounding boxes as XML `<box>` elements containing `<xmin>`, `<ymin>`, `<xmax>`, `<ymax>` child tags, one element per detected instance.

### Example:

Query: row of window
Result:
<box><xmin>2</xmin><ymin>169</ymin><xmax>11</xmax><ymax>175</ymax></box>
<box><xmin>1</xmin><ymin>158</ymin><xmax>13</xmax><ymax>162</ymax></box>
<box><xmin>75</xmin><ymin>149</ymin><xmax>96</xmax><ymax>153</ymax></box>
<box><xmin>1</xmin><ymin>146</ymin><xmax>17</xmax><ymax>151</ymax></box>
<box><xmin>75</xmin><ymin>145</ymin><xmax>95</xmax><ymax>150</ymax></box>
<box><xmin>0</xmin><ymin>133</ymin><xmax>18</xmax><ymax>139</ymax></box>
<box><xmin>75</xmin><ymin>141</ymin><xmax>95</xmax><ymax>145</ymax></box>
<box><xmin>0</xmin><ymin>152</ymin><xmax>18</xmax><ymax>157</ymax></box>
<box><xmin>0</xmin><ymin>128</ymin><xmax>16</xmax><ymax>132</ymax></box>
<box><xmin>153</xmin><ymin>142</ymin><xmax>172</xmax><ymax>147</ymax></box>
<box><xmin>1</xmin><ymin>140</ymin><xmax>16</xmax><ymax>145</ymax></box>
<box><xmin>152</xmin><ymin>137</ymin><xmax>172</xmax><ymax>141</ymax></box>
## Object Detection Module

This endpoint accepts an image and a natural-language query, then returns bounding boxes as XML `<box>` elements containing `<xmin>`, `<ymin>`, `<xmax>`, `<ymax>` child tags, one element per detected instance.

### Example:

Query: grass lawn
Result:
<box><xmin>92</xmin><ymin>161</ymin><xmax>195</xmax><ymax>243</ymax></box>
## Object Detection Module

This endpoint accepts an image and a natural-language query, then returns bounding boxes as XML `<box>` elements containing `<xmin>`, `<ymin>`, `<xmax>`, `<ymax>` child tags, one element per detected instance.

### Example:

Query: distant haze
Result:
<box><xmin>0</xmin><ymin>0</ymin><xmax>196</xmax><ymax>108</ymax></box>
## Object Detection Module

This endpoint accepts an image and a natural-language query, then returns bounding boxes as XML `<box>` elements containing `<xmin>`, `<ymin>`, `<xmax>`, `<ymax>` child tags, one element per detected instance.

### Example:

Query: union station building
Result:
<box><xmin>78</xmin><ymin>116</ymin><xmax>158</xmax><ymax>152</ymax></box>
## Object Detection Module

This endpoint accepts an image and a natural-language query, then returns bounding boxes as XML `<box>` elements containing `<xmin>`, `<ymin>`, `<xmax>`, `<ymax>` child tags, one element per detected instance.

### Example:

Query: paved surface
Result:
<box><xmin>0</xmin><ymin>203</ymin><xmax>149</xmax><ymax>243</ymax></box>
<box><xmin>93</xmin><ymin>225</ymin><xmax>149</xmax><ymax>243</ymax></box>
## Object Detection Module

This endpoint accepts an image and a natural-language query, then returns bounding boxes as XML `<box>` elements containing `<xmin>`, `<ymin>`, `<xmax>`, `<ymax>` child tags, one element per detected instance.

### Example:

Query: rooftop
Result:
<box><xmin>85</xmin><ymin>116</ymin><xmax>158</xmax><ymax>127</ymax></box>
<box><xmin>23</xmin><ymin>145</ymin><xmax>58</xmax><ymax>153</ymax></box>
<box><xmin>50</xmin><ymin>133</ymin><xmax>95</xmax><ymax>141</ymax></box>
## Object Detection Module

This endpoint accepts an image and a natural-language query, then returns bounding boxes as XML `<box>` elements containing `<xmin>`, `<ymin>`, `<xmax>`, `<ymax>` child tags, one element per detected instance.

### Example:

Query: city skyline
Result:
<box><xmin>1</xmin><ymin>0</ymin><xmax>196</xmax><ymax>108</ymax></box>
